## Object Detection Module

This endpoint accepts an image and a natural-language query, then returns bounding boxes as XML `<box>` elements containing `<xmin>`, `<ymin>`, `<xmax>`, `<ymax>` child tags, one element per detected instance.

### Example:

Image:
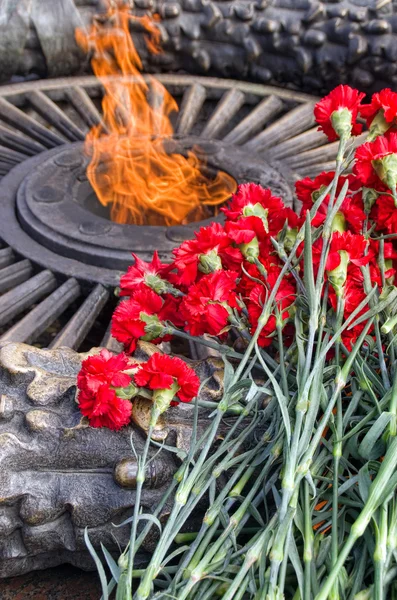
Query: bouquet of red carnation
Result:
<box><xmin>77</xmin><ymin>85</ymin><xmax>397</xmax><ymax>600</ymax></box>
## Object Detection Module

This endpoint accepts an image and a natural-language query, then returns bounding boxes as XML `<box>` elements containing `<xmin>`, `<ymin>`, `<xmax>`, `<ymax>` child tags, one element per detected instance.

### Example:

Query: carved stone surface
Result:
<box><xmin>0</xmin><ymin>340</ymin><xmax>224</xmax><ymax>578</ymax></box>
<box><xmin>2</xmin><ymin>0</ymin><xmax>397</xmax><ymax>93</ymax></box>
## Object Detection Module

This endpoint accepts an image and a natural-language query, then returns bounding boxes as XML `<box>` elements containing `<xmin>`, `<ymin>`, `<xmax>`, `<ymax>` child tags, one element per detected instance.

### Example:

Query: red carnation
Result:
<box><xmin>78</xmin><ymin>383</ymin><xmax>132</xmax><ymax>430</ymax></box>
<box><xmin>119</xmin><ymin>251</ymin><xmax>173</xmax><ymax>296</ymax></box>
<box><xmin>134</xmin><ymin>353</ymin><xmax>200</xmax><ymax>409</ymax></box>
<box><xmin>111</xmin><ymin>288</ymin><xmax>170</xmax><ymax>353</ymax></box>
<box><xmin>296</xmin><ymin>172</ymin><xmax>365</xmax><ymax>232</ymax></box>
<box><xmin>181</xmin><ymin>270</ymin><xmax>238</xmax><ymax>337</ymax></box>
<box><xmin>371</xmin><ymin>194</ymin><xmax>397</xmax><ymax>235</ymax></box>
<box><xmin>354</xmin><ymin>133</ymin><xmax>397</xmax><ymax>190</ymax></box>
<box><xmin>77</xmin><ymin>349</ymin><xmax>132</xmax><ymax>394</ymax></box>
<box><xmin>360</xmin><ymin>89</ymin><xmax>397</xmax><ymax>138</ymax></box>
<box><xmin>221</xmin><ymin>183</ymin><xmax>295</xmax><ymax>239</ymax></box>
<box><xmin>222</xmin><ymin>183</ymin><xmax>284</xmax><ymax>228</ymax></box>
<box><xmin>247</xmin><ymin>281</ymin><xmax>295</xmax><ymax>347</ymax></box>
<box><xmin>326</xmin><ymin>232</ymin><xmax>370</xmax><ymax>272</ymax></box>
<box><xmin>172</xmin><ymin>222</ymin><xmax>242</xmax><ymax>286</ymax></box>
<box><xmin>314</xmin><ymin>85</ymin><xmax>365</xmax><ymax>142</ymax></box>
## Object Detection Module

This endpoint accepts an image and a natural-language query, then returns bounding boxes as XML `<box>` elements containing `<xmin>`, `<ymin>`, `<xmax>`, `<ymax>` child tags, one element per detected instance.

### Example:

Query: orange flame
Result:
<box><xmin>76</xmin><ymin>3</ymin><xmax>236</xmax><ymax>226</ymax></box>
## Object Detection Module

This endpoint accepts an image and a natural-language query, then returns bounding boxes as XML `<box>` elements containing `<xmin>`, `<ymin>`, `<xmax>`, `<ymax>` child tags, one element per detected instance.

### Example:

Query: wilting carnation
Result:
<box><xmin>354</xmin><ymin>133</ymin><xmax>397</xmax><ymax>191</ymax></box>
<box><xmin>78</xmin><ymin>383</ymin><xmax>132</xmax><ymax>430</ymax></box>
<box><xmin>134</xmin><ymin>353</ymin><xmax>200</xmax><ymax>412</ymax></box>
<box><xmin>247</xmin><ymin>281</ymin><xmax>295</xmax><ymax>347</ymax></box>
<box><xmin>360</xmin><ymin>89</ymin><xmax>397</xmax><ymax>139</ymax></box>
<box><xmin>119</xmin><ymin>251</ymin><xmax>174</xmax><ymax>296</ymax></box>
<box><xmin>77</xmin><ymin>348</ymin><xmax>132</xmax><ymax>393</ymax></box>
<box><xmin>172</xmin><ymin>222</ymin><xmax>242</xmax><ymax>286</ymax></box>
<box><xmin>111</xmin><ymin>289</ymin><xmax>179</xmax><ymax>353</ymax></box>
<box><xmin>181</xmin><ymin>270</ymin><xmax>238</xmax><ymax>337</ymax></box>
<box><xmin>314</xmin><ymin>84</ymin><xmax>365</xmax><ymax>142</ymax></box>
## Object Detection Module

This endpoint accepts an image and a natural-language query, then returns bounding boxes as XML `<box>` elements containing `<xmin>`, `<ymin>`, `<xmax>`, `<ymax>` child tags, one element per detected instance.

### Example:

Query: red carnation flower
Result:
<box><xmin>134</xmin><ymin>353</ymin><xmax>200</xmax><ymax>406</ymax></box>
<box><xmin>111</xmin><ymin>288</ymin><xmax>170</xmax><ymax>353</ymax></box>
<box><xmin>77</xmin><ymin>349</ymin><xmax>132</xmax><ymax>394</ymax></box>
<box><xmin>354</xmin><ymin>132</ymin><xmax>397</xmax><ymax>190</ymax></box>
<box><xmin>247</xmin><ymin>281</ymin><xmax>295</xmax><ymax>347</ymax></box>
<box><xmin>222</xmin><ymin>183</ymin><xmax>295</xmax><ymax>239</ymax></box>
<box><xmin>314</xmin><ymin>85</ymin><xmax>365</xmax><ymax>142</ymax></box>
<box><xmin>222</xmin><ymin>183</ymin><xmax>284</xmax><ymax>228</ymax></box>
<box><xmin>296</xmin><ymin>172</ymin><xmax>365</xmax><ymax>232</ymax></box>
<box><xmin>326</xmin><ymin>232</ymin><xmax>370</xmax><ymax>273</ymax></box>
<box><xmin>172</xmin><ymin>222</ymin><xmax>242</xmax><ymax>286</ymax></box>
<box><xmin>119</xmin><ymin>251</ymin><xmax>173</xmax><ymax>296</ymax></box>
<box><xmin>78</xmin><ymin>383</ymin><xmax>132</xmax><ymax>430</ymax></box>
<box><xmin>181</xmin><ymin>270</ymin><xmax>238</xmax><ymax>337</ymax></box>
<box><xmin>360</xmin><ymin>89</ymin><xmax>397</xmax><ymax>138</ymax></box>
<box><xmin>371</xmin><ymin>194</ymin><xmax>397</xmax><ymax>235</ymax></box>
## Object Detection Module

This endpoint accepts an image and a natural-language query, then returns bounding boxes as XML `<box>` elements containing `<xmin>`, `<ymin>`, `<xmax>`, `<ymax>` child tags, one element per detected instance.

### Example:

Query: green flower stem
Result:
<box><xmin>221</xmin><ymin>529</ymin><xmax>269</xmax><ymax>600</ymax></box>
<box><xmin>125</xmin><ymin>404</ymin><xmax>161</xmax><ymax>600</ymax></box>
<box><xmin>374</xmin><ymin>501</ymin><xmax>388</xmax><ymax>600</ymax></box>
<box><xmin>315</xmin><ymin>435</ymin><xmax>397</xmax><ymax>600</ymax></box>
<box><xmin>136</xmin><ymin>405</ymin><xmax>227</xmax><ymax>599</ymax></box>
<box><xmin>330</xmin><ymin>295</ymin><xmax>345</xmax><ymax>599</ymax></box>
<box><xmin>277</xmin><ymin>319</ymin><xmax>289</xmax><ymax>399</ymax></box>
<box><xmin>303</xmin><ymin>481</ymin><xmax>314</xmax><ymax>600</ymax></box>
<box><xmin>388</xmin><ymin>374</ymin><xmax>397</xmax><ymax>438</ymax></box>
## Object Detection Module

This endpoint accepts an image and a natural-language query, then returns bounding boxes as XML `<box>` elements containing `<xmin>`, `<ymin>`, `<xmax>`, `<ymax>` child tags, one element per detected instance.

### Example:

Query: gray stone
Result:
<box><xmin>0</xmin><ymin>341</ymin><xmax>224</xmax><ymax>577</ymax></box>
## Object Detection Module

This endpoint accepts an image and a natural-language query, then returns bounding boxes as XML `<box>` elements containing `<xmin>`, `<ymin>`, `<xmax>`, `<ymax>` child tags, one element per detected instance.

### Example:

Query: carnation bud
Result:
<box><xmin>330</xmin><ymin>107</ymin><xmax>353</xmax><ymax>140</ymax></box>
<box><xmin>327</xmin><ymin>250</ymin><xmax>349</xmax><ymax>296</ymax></box>
<box><xmin>372</xmin><ymin>153</ymin><xmax>397</xmax><ymax>192</ymax></box>
<box><xmin>152</xmin><ymin>382</ymin><xmax>180</xmax><ymax>416</ymax></box>
<box><xmin>199</xmin><ymin>249</ymin><xmax>222</xmax><ymax>274</ymax></box>
<box><xmin>118</xmin><ymin>554</ymin><xmax>129</xmax><ymax>570</ymax></box>
<box><xmin>240</xmin><ymin>236</ymin><xmax>260</xmax><ymax>263</ymax></box>
<box><xmin>242</xmin><ymin>203</ymin><xmax>269</xmax><ymax>232</ymax></box>
<box><xmin>140</xmin><ymin>312</ymin><xmax>165</xmax><ymax>340</ymax></box>
<box><xmin>367</xmin><ymin>110</ymin><xmax>391</xmax><ymax>142</ymax></box>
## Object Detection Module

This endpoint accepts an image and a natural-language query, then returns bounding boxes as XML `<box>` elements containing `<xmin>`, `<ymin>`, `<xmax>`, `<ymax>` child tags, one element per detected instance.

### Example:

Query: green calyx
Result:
<box><xmin>327</xmin><ymin>250</ymin><xmax>349</xmax><ymax>296</ymax></box>
<box><xmin>242</xmin><ymin>203</ymin><xmax>269</xmax><ymax>232</ymax></box>
<box><xmin>144</xmin><ymin>273</ymin><xmax>170</xmax><ymax>295</ymax></box>
<box><xmin>362</xmin><ymin>187</ymin><xmax>379</xmax><ymax>213</ymax></box>
<box><xmin>331</xmin><ymin>107</ymin><xmax>353</xmax><ymax>140</ymax></box>
<box><xmin>199</xmin><ymin>249</ymin><xmax>222</xmax><ymax>274</ymax></box>
<box><xmin>372</xmin><ymin>152</ymin><xmax>397</xmax><ymax>191</ymax></box>
<box><xmin>153</xmin><ymin>381</ymin><xmax>180</xmax><ymax>415</ymax></box>
<box><xmin>114</xmin><ymin>382</ymin><xmax>139</xmax><ymax>400</ymax></box>
<box><xmin>331</xmin><ymin>211</ymin><xmax>347</xmax><ymax>233</ymax></box>
<box><xmin>367</xmin><ymin>110</ymin><xmax>392</xmax><ymax>142</ymax></box>
<box><xmin>240</xmin><ymin>237</ymin><xmax>260</xmax><ymax>263</ymax></box>
<box><xmin>140</xmin><ymin>312</ymin><xmax>165</xmax><ymax>340</ymax></box>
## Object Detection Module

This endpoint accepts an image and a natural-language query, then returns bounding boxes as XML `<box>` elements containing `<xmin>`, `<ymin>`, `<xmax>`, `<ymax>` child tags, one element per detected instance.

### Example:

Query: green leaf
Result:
<box><xmin>255</xmin><ymin>343</ymin><xmax>291</xmax><ymax>441</ymax></box>
<box><xmin>358</xmin><ymin>464</ymin><xmax>372</xmax><ymax>503</ymax></box>
<box><xmin>84</xmin><ymin>528</ymin><xmax>108</xmax><ymax>600</ymax></box>
<box><xmin>101</xmin><ymin>544</ymin><xmax>120</xmax><ymax>583</ymax></box>
<box><xmin>358</xmin><ymin>412</ymin><xmax>392</xmax><ymax>460</ymax></box>
<box><xmin>222</xmin><ymin>354</ymin><xmax>235</xmax><ymax>392</ymax></box>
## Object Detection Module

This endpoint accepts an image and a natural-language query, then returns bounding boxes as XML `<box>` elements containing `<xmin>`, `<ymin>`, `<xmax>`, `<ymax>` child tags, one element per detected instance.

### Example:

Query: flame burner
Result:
<box><xmin>0</xmin><ymin>74</ymin><xmax>336</xmax><ymax>351</ymax></box>
<box><xmin>10</xmin><ymin>137</ymin><xmax>290</xmax><ymax>284</ymax></box>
